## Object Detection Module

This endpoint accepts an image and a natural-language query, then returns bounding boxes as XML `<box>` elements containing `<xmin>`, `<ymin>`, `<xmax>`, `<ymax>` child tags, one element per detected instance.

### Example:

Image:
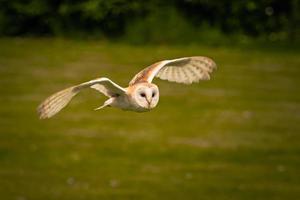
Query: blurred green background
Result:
<box><xmin>0</xmin><ymin>1</ymin><xmax>300</xmax><ymax>200</ymax></box>
<box><xmin>0</xmin><ymin>0</ymin><xmax>299</xmax><ymax>44</ymax></box>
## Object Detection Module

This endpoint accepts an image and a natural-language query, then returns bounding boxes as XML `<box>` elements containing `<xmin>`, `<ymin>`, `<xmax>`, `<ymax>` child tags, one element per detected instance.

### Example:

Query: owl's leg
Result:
<box><xmin>94</xmin><ymin>98</ymin><xmax>114</xmax><ymax>110</ymax></box>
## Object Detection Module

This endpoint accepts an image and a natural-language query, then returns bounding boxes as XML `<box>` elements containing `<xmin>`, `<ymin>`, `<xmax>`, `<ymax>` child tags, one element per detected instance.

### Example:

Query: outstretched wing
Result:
<box><xmin>37</xmin><ymin>77</ymin><xmax>125</xmax><ymax>119</ymax></box>
<box><xmin>129</xmin><ymin>56</ymin><xmax>216</xmax><ymax>85</ymax></box>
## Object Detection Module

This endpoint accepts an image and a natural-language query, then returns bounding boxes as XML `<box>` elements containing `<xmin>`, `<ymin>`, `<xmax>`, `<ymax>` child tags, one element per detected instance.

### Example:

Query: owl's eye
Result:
<box><xmin>152</xmin><ymin>92</ymin><xmax>156</xmax><ymax>97</ymax></box>
<box><xmin>140</xmin><ymin>93</ymin><xmax>146</xmax><ymax>97</ymax></box>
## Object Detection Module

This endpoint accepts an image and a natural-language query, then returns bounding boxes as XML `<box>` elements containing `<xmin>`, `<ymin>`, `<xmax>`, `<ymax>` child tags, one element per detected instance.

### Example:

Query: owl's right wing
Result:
<box><xmin>37</xmin><ymin>77</ymin><xmax>126</xmax><ymax>119</ymax></box>
<box><xmin>129</xmin><ymin>56</ymin><xmax>216</xmax><ymax>85</ymax></box>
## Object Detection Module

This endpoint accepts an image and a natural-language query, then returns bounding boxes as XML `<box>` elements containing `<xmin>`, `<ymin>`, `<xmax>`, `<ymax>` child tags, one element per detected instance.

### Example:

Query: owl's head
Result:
<box><xmin>131</xmin><ymin>83</ymin><xmax>159</xmax><ymax>110</ymax></box>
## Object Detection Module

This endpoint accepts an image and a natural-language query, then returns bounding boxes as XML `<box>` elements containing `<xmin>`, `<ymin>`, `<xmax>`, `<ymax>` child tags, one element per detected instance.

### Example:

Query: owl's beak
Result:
<box><xmin>145</xmin><ymin>97</ymin><xmax>152</xmax><ymax>108</ymax></box>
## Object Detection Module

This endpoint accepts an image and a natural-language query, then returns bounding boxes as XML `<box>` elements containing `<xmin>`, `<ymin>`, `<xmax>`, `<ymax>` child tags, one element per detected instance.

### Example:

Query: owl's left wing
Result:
<box><xmin>129</xmin><ymin>56</ymin><xmax>216</xmax><ymax>85</ymax></box>
<box><xmin>37</xmin><ymin>77</ymin><xmax>125</xmax><ymax>119</ymax></box>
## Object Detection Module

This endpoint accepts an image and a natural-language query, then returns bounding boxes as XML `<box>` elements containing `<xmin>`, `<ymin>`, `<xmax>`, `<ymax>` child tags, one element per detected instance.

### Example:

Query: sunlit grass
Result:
<box><xmin>0</xmin><ymin>38</ymin><xmax>299</xmax><ymax>200</ymax></box>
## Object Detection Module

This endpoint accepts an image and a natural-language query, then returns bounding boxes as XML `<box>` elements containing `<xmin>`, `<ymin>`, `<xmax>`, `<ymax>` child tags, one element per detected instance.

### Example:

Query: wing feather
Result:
<box><xmin>129</xmin><ymin>56</ymin><xmax>216</xmax><ymax>85</ymax></box>
<box><xmin>182</xmin><ymin>67</ymin><xmax>192</xmax><ymax>84</ymax></box>
<box><xmin>37</xmin><ymin>77</ymin><xmax>125</xmax><ymax>119</ymax></box>
<box><xmin>186</xmin><ymin>65</ymin><xmax>198</xmax><ymax>81</ymax></box>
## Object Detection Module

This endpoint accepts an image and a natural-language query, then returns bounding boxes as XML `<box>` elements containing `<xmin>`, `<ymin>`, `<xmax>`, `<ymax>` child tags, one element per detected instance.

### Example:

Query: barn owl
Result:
<box><xmin>38</xmin><ymin>56</ymin><xmax>216</xmax><ymax>119</ymax></box>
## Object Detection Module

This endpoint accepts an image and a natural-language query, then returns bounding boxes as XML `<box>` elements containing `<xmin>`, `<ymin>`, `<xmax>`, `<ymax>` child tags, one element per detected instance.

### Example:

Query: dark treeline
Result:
<box><xmin>0</xmin><ymin>0</ymin><xmax>299</xmax><ymax>43</ymax></box>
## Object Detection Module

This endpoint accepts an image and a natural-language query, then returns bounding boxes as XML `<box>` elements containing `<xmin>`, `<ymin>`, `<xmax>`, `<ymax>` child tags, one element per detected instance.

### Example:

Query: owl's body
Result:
<box><xmin>102</xmin><ymin>82</ymin><xmax>158</xmax><ymax>112</ymax></box>
<box><xmin>38</xmin><ymin>56</ymin><xmax>216</xmax><ymax>119</ymax></box>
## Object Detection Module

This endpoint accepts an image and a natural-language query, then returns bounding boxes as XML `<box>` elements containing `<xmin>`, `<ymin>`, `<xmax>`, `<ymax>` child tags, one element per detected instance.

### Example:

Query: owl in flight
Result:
<box><xmin>38</xmin><ymin>56</ymin><xmax>216</xmax><ymax>119</ymax></box>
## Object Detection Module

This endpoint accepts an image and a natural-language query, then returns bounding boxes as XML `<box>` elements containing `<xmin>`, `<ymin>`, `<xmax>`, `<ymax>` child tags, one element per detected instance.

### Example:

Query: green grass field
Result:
<box><xmin>0</xmin><ymin>38</ymin><xmax>299</xmax><ymax>200</ymax></box>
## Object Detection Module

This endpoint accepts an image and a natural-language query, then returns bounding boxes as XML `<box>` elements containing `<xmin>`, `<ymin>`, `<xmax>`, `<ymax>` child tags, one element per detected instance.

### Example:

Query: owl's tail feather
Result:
<box><xmin>37</xmin><ymin>86</ymin><xmax>79</xmax><ymax>119</ymax></box>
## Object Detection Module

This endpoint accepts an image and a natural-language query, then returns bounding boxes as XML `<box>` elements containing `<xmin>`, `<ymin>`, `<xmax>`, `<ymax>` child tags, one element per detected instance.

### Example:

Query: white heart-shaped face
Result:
<box><xmin>132</xmin><ymin>83</ymin><xmax>159</xmax><ymax>110</ymax></box>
